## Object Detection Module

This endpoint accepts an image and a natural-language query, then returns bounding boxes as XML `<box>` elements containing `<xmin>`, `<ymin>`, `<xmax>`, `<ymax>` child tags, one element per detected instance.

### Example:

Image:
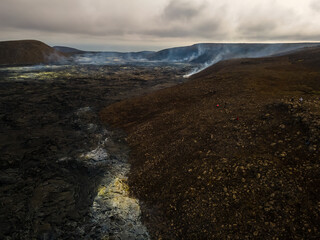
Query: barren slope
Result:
<box><xmin>101</xmin><ymin>47</ymin><xmax>320</xmax><ymax>239</ymax></box>
<box><xmin>0</xmin><ymin>40</ymin><xmax>66</xmax><ymax>65</ymax></box>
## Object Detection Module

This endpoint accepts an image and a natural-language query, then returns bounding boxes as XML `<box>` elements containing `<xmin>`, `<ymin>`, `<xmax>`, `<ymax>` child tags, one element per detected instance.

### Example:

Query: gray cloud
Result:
<box><xmin>239</xmin><ymin>20</ymin><xmax>277</xmax><ymax>36</ymax></box>
<box><xmin>149</xmin><ymin>0</ymin><xmax>228</xmax><ymax>39</ymax></box>
<box><xmin>162</xmin><ymin>0</ymin><xmax>206</xmax><ymax>21</ymax></box>
<box><xmin>0</xmin><ymin>0</ymin><xmax>319</xmax><ymax>51</ymax></box>
<box><xmin>311</xmin><ymin>0</ymin><xmax>320</xmax><ymax>12</ymax></box>
<box><xmin>0</xmin><ymin>0</ymin><xmax>145</xmax><ymax>36</ymax></box>
<box><xmin>235</xmin><ymin>2</ymin><xmax>311</xmax><ymax>41</ymax></box>
<box><xmin>144</xmin><ymin>20</ymin><xmax>221</xmax><ymax>39</ymax></box>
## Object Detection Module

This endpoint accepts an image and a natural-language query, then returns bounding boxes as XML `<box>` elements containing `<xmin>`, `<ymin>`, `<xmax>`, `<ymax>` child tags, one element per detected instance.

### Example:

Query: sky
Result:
<box><xmin>0</xmin><ymin>0</ymin><xmax>320</xmax><ymax>51</ymax></box>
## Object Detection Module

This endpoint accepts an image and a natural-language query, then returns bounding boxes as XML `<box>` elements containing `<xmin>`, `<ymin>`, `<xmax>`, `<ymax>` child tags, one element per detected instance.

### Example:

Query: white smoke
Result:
<box><xmin>71</xmin><ymin>52</ymin><xmax>151</xmax><ymax>65</ymax></box>
<box><xmin>45</xmin><ymin>51</ymin><xmax>69</xmax><ymax>64</ymax></box>
<box><xmin>72</xmin><ymin>53</ymin><xmax>117</xmax><ymax>65</ymax></box>
<box><xmin>183</xmin><ymin>43</ymin><xmax>319</xmax><ymax>78</ymax></box>
<box><xmin>183</xmin><ymin>53</ymin><xmax>223</xmax><ymax>78</ymax></box>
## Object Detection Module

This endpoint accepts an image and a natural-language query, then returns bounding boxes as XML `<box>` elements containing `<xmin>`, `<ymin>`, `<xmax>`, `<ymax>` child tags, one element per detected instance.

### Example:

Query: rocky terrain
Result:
<box><xmin>0</xmin><ymin>40</ymin><xmax>66</xmax><ymax>65</ymax></box>
<box><xmin>0</xmin><ymin>63</ymin><xmax>191</xmax><ymax>239</ymax></box>
<box><xmin>101</xmin><ymin>47</ymin><xmax>320</xmax><ymax>239</ymax></box>
<box><xmin>1</xmin><ymin>40</ymin><xmax>319</xmax><ymax>239</ymax></box>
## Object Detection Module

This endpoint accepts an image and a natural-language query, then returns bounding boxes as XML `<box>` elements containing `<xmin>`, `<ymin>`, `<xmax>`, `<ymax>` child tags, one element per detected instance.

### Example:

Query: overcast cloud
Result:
<box><xmin>0</xmin><ymin>0</ymin><xmax>319</xmax><ymax>51</ymax></box>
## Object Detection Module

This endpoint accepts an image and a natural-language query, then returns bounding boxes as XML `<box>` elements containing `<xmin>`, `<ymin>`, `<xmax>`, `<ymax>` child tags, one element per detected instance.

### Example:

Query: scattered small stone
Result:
<box><xmin>280</xmin><ymin>152</ymin><xmax>287</xmax><ymax>157</ymax></box>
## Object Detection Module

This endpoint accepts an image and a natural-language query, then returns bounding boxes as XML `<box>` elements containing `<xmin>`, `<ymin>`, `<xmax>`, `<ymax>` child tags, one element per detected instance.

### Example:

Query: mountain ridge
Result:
<box><xmin>1</xmin><ymin>39</ymin><xmax>320</xmax><ymax>66</ymax></box>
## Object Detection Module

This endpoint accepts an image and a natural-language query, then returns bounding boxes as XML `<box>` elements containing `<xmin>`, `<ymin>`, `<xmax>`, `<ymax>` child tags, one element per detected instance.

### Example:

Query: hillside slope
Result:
<box><xmin>147</xmin><ymin>43</ymin><xmax>320</xmax><ymax>63</ymax></box>
<box><xmin>101</xmin><ymin>47</ymin><xmax>320</xmax><ymax>239</ymax></box>
<box><xmin>53</xmin><ymin>46</ymin><xmax>84</xmax><ymax>54</ymax></box>
<box><xmin>0</xmin><ymin>40</ymin><xmax>66</xmax><ymax>65</ymax></box>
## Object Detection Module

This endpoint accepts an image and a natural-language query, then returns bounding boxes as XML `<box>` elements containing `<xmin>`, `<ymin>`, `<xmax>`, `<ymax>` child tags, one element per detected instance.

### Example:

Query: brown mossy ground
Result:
<box><xmin>100</xmin><ymin>47</ymin><xmax>320</xmax><ymax>239</ymax></box>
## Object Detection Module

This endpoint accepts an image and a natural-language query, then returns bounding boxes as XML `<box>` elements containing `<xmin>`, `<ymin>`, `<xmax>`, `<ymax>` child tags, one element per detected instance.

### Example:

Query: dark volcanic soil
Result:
<box><xmin>101</xmin><ymin>47</ymin><xmax>320</xmax><ymax>239</ymax></box>
<box><xmin>0</xmin><ymin>64</ymin><xmax>191</xmax><ymax>239</ymax></box>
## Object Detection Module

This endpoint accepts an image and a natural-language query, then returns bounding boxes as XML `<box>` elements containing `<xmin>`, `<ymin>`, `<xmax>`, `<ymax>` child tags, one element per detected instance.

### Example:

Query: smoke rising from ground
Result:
<box><xmin>48</xmin><ymin>43</ymin><xmax>320</xmax><ymax>73</ymax></box>
<box><xmin>182</xmin><ymin>43</ymin><xmax>320</xmax><ymax>77</ymax></box>
<box><xmin>4</xmin><ymin>42</ymin><xmax>317</xmax><ymax>76</ymax></box>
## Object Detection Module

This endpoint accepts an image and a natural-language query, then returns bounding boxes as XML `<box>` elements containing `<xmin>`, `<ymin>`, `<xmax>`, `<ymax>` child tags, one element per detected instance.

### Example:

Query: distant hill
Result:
<box><xmin>53</xmin><ymin>46</ymin><xmax>154</xmax><ymax>57</ymax></box>
<box><xmin>2</xmin><ymin>40</ymin><xmax>319</xmax><ymax>66</ymax></box>
<box><xmin>69</xmin><ymin>43</ymin><xmax>320</xmax><ymax>65</ymax></box>
<box><xmin>53</xmin><ymin>46</ymin><xmax>85</xmax><ymax>54</ymax></box>
<box><xmin>147</xmin><ymin>43</ymin><xmax>320</xmax><ymax>63</ymax></box>
<box><xmin>194</xmin><ymin>46</ymin><xmax>320</xmax><ymax>79</ymax></box>
<box><xmin>0</xmin><ymin>40</ymin><xmax>66</xmax><ymax>65</ymax></box>
<box><xmin>59</xmin><ymin>43</ymin><xmax>320</xmax><ymax>64</ymax></box>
